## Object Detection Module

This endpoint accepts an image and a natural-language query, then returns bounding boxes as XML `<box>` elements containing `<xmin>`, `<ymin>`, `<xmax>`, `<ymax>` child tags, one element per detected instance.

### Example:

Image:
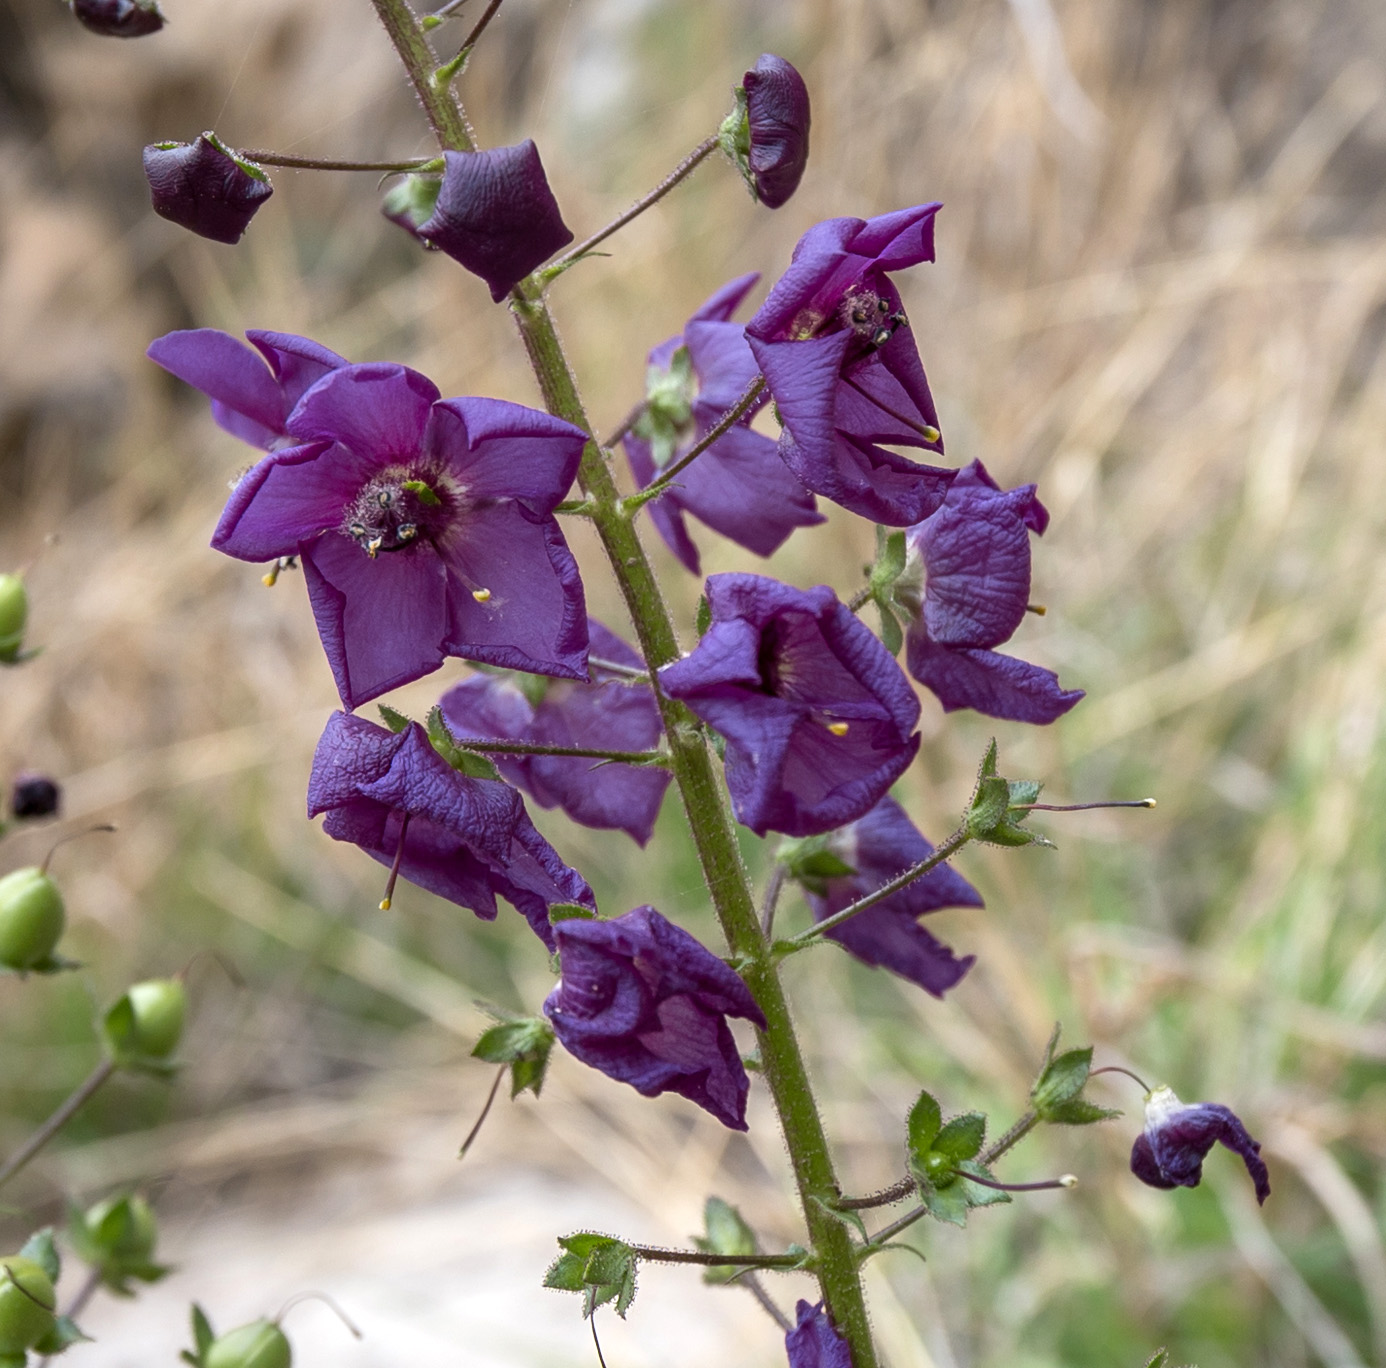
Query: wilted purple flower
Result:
<box><xmin>142</xmin><ymin>134</ymin><xmax>273</xmax><ymax>244</ymax></box>
<box><xmin>439</xmin><ymin>621</ymin><xmax>671</xmax><ymax>845</ymax></box>
<box><xmin>902</xmin><ymin>460</ymin><xmax>1083</xmax><ymax>724</ymax></box>
<box><xmin>742</xmin><ymin>55</ymin><xmax>811</xmax><ymax>209</ymax></box>
<box><xmin>196</xmin><ymin>353</ymin><xmax>589</xmax><ymax>708</ymax></box>
<box><xmin>624</xmin><ymin>274</ymin><xmax>822</xmax><ymax>574</ymax></box>
<box><xmin>418</xmin><ymin>142</ymin><xmax>574</xmax><ymax>301</ymax></box>
<box><xmin>660</xmin><ymin>574</ymin><xmax>921</xmax><ymax>837</ymax></box>
<box><xmin>544</xmin><ymin>906</ymin><xmax>765</xmax><ymax>1130</ymax></box>
<box><xmin>148</xmin><ymin>328</ymin><xmax>346</xmax><ymax>450</ymax></box>
<box><xmin>785</xmin><ymin>1302</ymin><xmax>851</xmax><ymax>1368</ymax></box>
<box><xmin>746</xmin><ymin>205</ymin><xmax>954</xmax><ymax>525</ymax></box>
<box><xmin>72</xmin><ymin>0</ymin><xmax>164</xmax><ymax>37</ymax></box>
<box><xmin>1130</xmin><ymin>1086</ymin><xmax>1270</xmax><ymax>1205</ymax></box>
<box><xmin>10</xmin><ymin>772</ymin><xmax>60</xmax><ymax>820</ymax></box>
<box><xmin>798</xmin><ymin>796</ymin><xmax>981</xmax><ymax>998</ymax></box>
<box><xmin>308</xmin><ymin>711</ymin><xmax>594</xmax><ymax>946</ymax></box>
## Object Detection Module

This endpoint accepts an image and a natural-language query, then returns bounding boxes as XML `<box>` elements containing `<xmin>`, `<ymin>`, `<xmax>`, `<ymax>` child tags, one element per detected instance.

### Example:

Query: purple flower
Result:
<box><xmin>147</xmin><ymin>328</ymin><xmax>346</xmax><ymax>450</ymax></box>
<box><xmin>1130</xmin><ymin>1086</ymin><xmax>1270</xmax><ymax>1205</ymax></box>
<box><xmin>624</xmin><ymin>274</ymin><xmax>822</xmax><ymax>574</ymax></box>
<box><xmin>308</xmin><ymin>711</ymin><xmax>593</xmax><ymax>947</ymax></box>
<box><xmin>746</xmin><ymin>206</ymin><xmax>954</xmax><ymax>525</ymax></box>
<box><xmin>799</xmin><ymin>796</ymin><xmax>981</xmax><ymax>998</ymax></box>
<box><xmin>418</xmin><ymin>142</ymin><xmax>574</xmax><ymax>301</ymax></box>
<box><xmin>785</xmin><ymin>1302</ymin><xmax>851</xmax><ymax>1368</ymax></box>
<box><xmin>743</xmin><ymin>56</ymin><xmax>812</xmax><ymax>209</ymax></box>
<box><xmin>10</xmin><ymin>772</ymin><xmax>60</xmax><ymax>820</ymax></box>
<box><xmin>902</xmin><ymin>460</ymin><xmax>1083</xmax><ymax>724</ymax></box>
<box><xmin>73</xmin><ymin>0</ymin><xmax>164</xmax><ymax>37</ymax></box>
<box><xmin>193</xmin><ymin>351</ymin><xmax>589</xmax><ymax>708</ymax></box>
<box><xmin>543</xmin><ymin>906</ymin><xmax>765</xmax><ymax>1130</ymax></box>
<box><xmin>439</xmin><ymin>620</ymin><xmax>671</xmax><ymax>845</ymax></box>
<box><xmin>142</xmin><ymin>134</ymin><xmax>273</xmax><ymax>244</ymax></box>
<box><xmin>659</xmin><ymin>574</ymin><xmax>921</xmax><ymax>837</ymax></box>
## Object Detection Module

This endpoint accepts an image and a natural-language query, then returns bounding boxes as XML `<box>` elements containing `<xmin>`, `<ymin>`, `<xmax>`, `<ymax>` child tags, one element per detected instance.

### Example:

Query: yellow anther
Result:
<box><xmin>262</xmin><ymin>568</ymin><xmax>279</xmax><ymax>588</ymax></box>
<box><xmin>366</xmin><ymin>537</ymin><xmax>383</xmax><ymax>559</ymax></box>
<box><xmin>378</xmin><ymin>896</ymin><xmax>392</xmax><ymax>911</ymax></box>
<box><xmin>827</xmin><ymin>721</ymin><xmax>850</xmax><ymax>737</ymax></box>
<box><xmin>921</xmin><ymin>425</ymin><xmax>941</xmax><ymax>444</ymax></box>
<box><xmin>472</xmin><ymin>587</ymin><xmax>492</xmax><ymax>603</ymax></box>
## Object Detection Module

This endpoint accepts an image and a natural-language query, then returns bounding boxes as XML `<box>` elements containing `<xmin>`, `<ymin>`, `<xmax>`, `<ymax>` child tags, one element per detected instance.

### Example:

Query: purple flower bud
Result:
<box><xmin>902</xmin><ymin>460</ymin><xmax>1083</xmax><ymax>723</ymax></box>
<box><xmin>743</xmin><ymin>55</ymin><xmax>811</xmax><ymax>209</ymax></box>
<box><xmin>543</xmin><ymin>906</ymin><xmax>766</xmax><ymax>1130</ymax></box>
<box><xmin>308</xmin><ymin>711</ymin><xmax>594</xmax><ymax>946</ymax></box>
<box><xmin>785</xmin><ymin>1302</ymin><xmax>851</xmax><ymax>1368</ymax></box>
<box><xmin>10</xmin><ymin>772</ymin><xmax>60</xmax><ymax>820</ymax></box>
<box><xmin>418</xmin><ymin>142</ymin><xmax>574</xmax><ymax>302</ymax></box>
<box><xmin>72</xmin><ymin>0</ymin><xmax>165</xmax><ymax>37</ymax></box>
<box><xmin>142</xmin><ymin>134</ymin><xmax>273</xmax><ymax>244</ymax></box>
<box><xmin>1130</xmin><ymin>1086</ymin><xmax>1270</xmax><ymax>1205</ymax></box>
<box><xmin>659</xmin><ymin>574</ymin><xmax>920</xmax><ymax>837</ymax></box>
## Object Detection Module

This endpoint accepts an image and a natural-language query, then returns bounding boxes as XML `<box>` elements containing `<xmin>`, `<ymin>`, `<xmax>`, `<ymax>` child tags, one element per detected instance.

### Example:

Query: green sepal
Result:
<box><xmin>870</xmin><ymin>526</ymin><xmax>908</xmax><ymax>589</ymax></box>
<box><xmin>378</xmin><ymin>704</ymin><xmax>411</xmax><ymax>734</ymax></box>
<box><xmin>692</xmin><ymin>1197</ymin><xmax>758</xmax><ymax>1285</ymax></box>
<box><xmin>180</xmin><ymin>1302</ymin><xmax>216</xmax><ymax>1364</ymax></box>
<box><xmin>548</xmin><ymin>903</ymin><xmax>596</xmax><ymax>925</ymax></box>
<box><xmin>777</xmin><ymin>835</ymin><xmax>856</xmax><ymax>895</ymax></box>
<box><xmin>635</xmin><ymin>346</ymin><xmax>696</xmax><ymax>469</ymax></box>
<box><xmin>426</xmin><ymin>706</ymin><xmax>500</xmax><ymax>780</ymax></box>
<box><xmin>33</xmin><ymin>1315</ymin><xmax>90</xmax><ymax>1355</ymax></box>
<box><xmin>1030</xmin><ymin>1029</ymin><xmax>1121</xmax><ymax>1125</ymax></box>
<box><xmin>544</xmin><ymin>1234</ymin><xmax>638</xmax><ymax>1319</ymax></box>
<box><xmin>202</xmin><ymin>132</ymin><xmax>270</xmax><ymax>183</ymax></box>
<box><xmin>963</xmin><ymin>741</ymin><xmax>1055</xmax><ymax>849</ymax></box>
<box><xmin>906</xmin><ymin>1090</ymin><xmax>943</xmax><ymax>1159</ymax></box>
<box><xmin>695</xmin><ymin>594</ymin><xmax>712</xmax><ymax>639</ymax></box>
<box><xmin>472</xmin><ymin>1018</ymin><xmax>554</xmax><ymax>1098</ymax></box>
<box><xmin>876</xmin><ymin>600</ymin><xmax>904</xmax><ymax>656</ymax></box>
<box><xmin>717</xmin><ymin>89</ymin><xmax>755</xmax><ymax>199</ymax></box>
<box><xmin>916</xmin><ymin>1161</ymin><xmax>1010</xmax><ymax>1227</ymax></box>
<box><xmin>932</xmin><ymin>1112</ymin><xmax>986</xmax><ymax>1164</ymax></box>
<box><xmin>810</xmin><ymin>1195</ymin><xmax>869</xmax><ymax>1243</ymax></box>
<box><xmin>19</xmin><ymin>1229</ymin><xmax>59</xmax><ymax>1284</ymax></box>
<box><xmin>1142</xmin><ymin>1353</ymin><xmax>1169</xmax><ymax>1368</ymax></box>
<box><xmin>381</xmin><ymin>175</ymin><xmax>442</xmax><ymax>230</ymax></box>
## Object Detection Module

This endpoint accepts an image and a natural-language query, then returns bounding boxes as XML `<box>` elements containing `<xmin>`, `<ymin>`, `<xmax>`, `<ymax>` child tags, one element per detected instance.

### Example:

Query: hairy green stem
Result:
<box><xmin>457</xmin><ymin>737</ymin><xmax>666</xmax><ymax>764</ymax></box>
<box><xmin>981</xmin><ymin>1111</ymin><xmax>1039</xmax><ymax>1165</ymax></box>
<box><xmin>236</xmin><ymin>151</ymin><xmax>441</xmax><ymax>172</ymax></box>
<box><xmin>629</xmin><ymin>1246</ymin><xmax>804</xmax><ymax>1269</ymax></box>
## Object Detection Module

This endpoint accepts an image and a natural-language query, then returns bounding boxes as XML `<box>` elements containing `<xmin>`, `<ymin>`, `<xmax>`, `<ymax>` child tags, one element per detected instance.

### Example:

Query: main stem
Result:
<box><xmin>368</xmin><ymin>4</ymin><xmax>876</xmax><ymax>1361</ymax></box>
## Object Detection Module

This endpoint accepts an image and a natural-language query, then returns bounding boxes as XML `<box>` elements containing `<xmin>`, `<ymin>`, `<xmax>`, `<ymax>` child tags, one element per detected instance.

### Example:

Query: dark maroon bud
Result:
<box><xmin>417</xmin><ymin>141</ymin><xmax>574</xmax><ymax>301</ymax></box>
<box><xmin>142</xmin><ymin>134</ymin><xmax>273</xmax><ymax>245</ymax></box>
<box><xmin>720</xmin><ymin>54</ymin><xmax>811</xmax><ymax>210</ymax></box>
<box><xmin>10</xmin><ymin>772</ymin><xmax>60</xmax><ymax>820</ymax></box>
<box><xmin>72</xmin><ymin>0</ymin><xmax>165</xmax><ymax>37</ymax></box>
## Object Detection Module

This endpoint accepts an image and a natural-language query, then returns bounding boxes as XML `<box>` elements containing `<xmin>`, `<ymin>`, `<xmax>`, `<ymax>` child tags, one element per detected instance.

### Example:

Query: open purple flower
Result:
<box><xmin>785</xmin><ymin>1302</ymin><xmax>851</xmax><ymax>1368</ymax></box>
<box><xmin>737</xmin><ymin>55</ymin><xmax>812</xmax><ymax>210</ymax></box>
<box><xmin>148</xmin><ymin>328</ymin><xmax>346</xmax><ymax>450</ymax></box>
<box><xmin>745</xmin><ymin>206</ymin><xmax>954</xmax><ymax>525</ymax></box>
<box><xmin>796</xmin><ymin>796</ymin><xmax>981</xmax><ymax>998</ymax></box>
<box><xmin>439</xmin><ymin>620</ymin><xmax>671</xmax><ymax>845</ymax></box>
<box><xmin>544</xmin><ymin>906</ymin><xmax>765</xmax><ymax>1130</ymax></box>
<box><xmin>624</xmin><ymin>274</ymin><xmax>822</xmax><ymax>574</ymax></box>
<box><xmin>308</xmin><ymin>711</ymin><xmax>593</xmax><ymax>947</ymax></box>
<box><xmin>142</xmin><ymin>134</ymin><xmax>272</xmax><ymax>244</ymax></box>
<box><xmin>199</xmin><ymin>354</ymin><xmax>589</xmax><ymax>708</ymax></box>
<box><xmin>901</xmin><ymin>460</ymin><xmax>1083</xmax><ymax>724</ymax></box>
<box><xmin>418</xmin><ymin>142</ymin><xmax>574</xmax><ymax>301</ymax></box>
<box><xmin>1130</xmin><ymin>1086</ymin><xmax>1270</xmax><ymax>1205</ymax></box>
<box><xmin>73</xmin><ymin>0</ymin><xmax>165</xmax><ymax>37</ymax></box>
<box><xmin>660</xmin><ymin>574</ymin><xmax>921</xmax><ymax>837</ymax></box>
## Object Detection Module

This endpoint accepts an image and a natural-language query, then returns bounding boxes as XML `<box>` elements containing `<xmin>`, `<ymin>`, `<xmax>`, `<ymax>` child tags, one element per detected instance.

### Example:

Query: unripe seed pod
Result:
<box><xmin>81</xmin><ymin>1193</ymin><xmax>158</xmax><ymax>1264</ymax></box>
<box><xmin>0</xmin><ymin>575</ymin><xmax>27</xmax><ymax>663</ymax></box>
<box><xmin>0</xmin><ymin>868</ymin><xmax>65</xmax><ymax>971</ymax></box>
<box><xmin>0</xmin><ymin>1256</ymin><xmax>57</xmax><ymax>1356</ymax></box>
<box><xmin>204</xmin><ymin>1319</ymin><xmax>292</xmax><ymax>1368</ymax></box>
<box><xmin>125</xmin><ymin>979</ymin><xmax>187</xmax><ymax>1058</ymax></box>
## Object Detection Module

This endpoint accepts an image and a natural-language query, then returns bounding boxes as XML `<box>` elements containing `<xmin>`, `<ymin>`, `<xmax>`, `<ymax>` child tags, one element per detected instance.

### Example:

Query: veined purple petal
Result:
<box><xmin>905</xmin><ymin>636</ymin><xmax>1084</xmax><ymax>724</ymax></box>
<box><xmin>148</xmin><ymin>329</ymin><xmax>286</xmax><ymax>443</ymax></box>
<box><xmin>143</xmin><ymin>135</ymin><xmax>272</xmax><ymax>244</ymax></box>
<box><xmin>785</xmin><ymin>1302</ymin><xmax>852</xmax><ymax>1368</ymax></box>
<box><xmin>287</xmin><ymin>363</ymin><xmax>440</xmax><ymax>463</ymax></box>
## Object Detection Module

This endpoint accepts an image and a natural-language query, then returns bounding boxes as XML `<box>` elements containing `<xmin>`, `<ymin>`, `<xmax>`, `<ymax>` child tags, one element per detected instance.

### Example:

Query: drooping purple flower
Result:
<box><xmin>10</xmin><ymin>772</ymin><xmax>60</xmax><ymax>820</ymax></box>
<box><xmin>785</xmin><ymin>1302</ymin><xmax>851</xmax><ymax>1368</ymax></box>
<box><xmin>543</xmin><ymin>906</ymin><xmax>765</xmax><ymax>1130</ymax></box>
<box><xmin>624</xmin><ymin>274</ymin><xmax>822</xmax><ymax>574</ymax></box>
<box><xmin>797</xmin><ymin>796</ymin><xmax>981</xmax><ymax>998</ymax></box>
<box><xmin>439</xmin><ymin>620</ymin><xmax>671</xmax><ymax>845</ymax></box>
<box><xmin>142</xmin><ymin>134</ymin><xmax>273</xmax><ymax>244</ymax></box>
<box><xmin>308</xmin><ymin>711</ymin><xmax>594</xmax><ymax>947</ymax></box>
<box><xmin>746</xmin><ymin>206</ymin><xmax>954</xmax><ymax>526</ymax></box>
<box><xmin>72</xmin><ymin>0</ymin><xmax>165</xmax><ymax>37</ymax></box>
<box><xmin>1130</xmin><ymin>1086</ymin><xmax>1270</xmax><ymax>1205</ymax></box>
<box><xmin>148</xmin><ymin>328</ymin><xmax>346</xmax><ymax>450</ymax></box>
<box><xmin>742</xmin><ymin>55</ymin><xmax>812</xmax><ymax>209</ymax></box>
<box><xmin>418</xmin><ymin>142</ymin><xmax>574</xmax><ymax>301</ymax></box>
<box><xmin>659</xmin><ymin>574</ymin><xmax>921</xmax><ymax>837</ymax></box>
<box><xmin>185</xmin><ymin>349</ymin><xmax>589</xmax><ymax>708</ymax></box>
<box><xmin>901</xmin><ymin>460</ymin><xmax>1083</xmax><ymax>724</ymax></box>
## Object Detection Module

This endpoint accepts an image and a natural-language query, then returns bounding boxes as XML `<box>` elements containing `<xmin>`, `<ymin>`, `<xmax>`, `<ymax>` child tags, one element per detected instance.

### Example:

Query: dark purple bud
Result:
<box><xmin>544</xmin><ymin>906</ymin><xmax>766</xmax><ymax>1130</ymax></box>
<box><xmin>72</xmin><ymin>0</ymin><xmax>164</xmax><ymax>37</ymax></box>
<box><xmin>142</xmin><ymin>133</ymin><xmax>273</xmax><ymax>245</ymax></box>
<box><xmin>742</xmin><ymin>55</ymin><xmax>811</xmax><ymax>209</ymax></box>
<box><xmin>382</xmin><ymin>174</ymin><xmax>442</xmax><ymax>242</ymax></box>
<box><xmin>418</xmin><ymin>142</ymin><xmax>574</xmax><ymax>302</ymax></box>
<box><xmin>10</xmin><ymin>773</ymin><xmax>60</xmax><ymax>820</ymax></box>
<box><xmin>1130</xmin><ymin>1086</ymin><xmax>1270</xmax><ymax>1205</ymax></box>
<box><xmin>785</xmin><ymin>1301</ymin><xmax>851</xmax><ymax>1368</ymax></box>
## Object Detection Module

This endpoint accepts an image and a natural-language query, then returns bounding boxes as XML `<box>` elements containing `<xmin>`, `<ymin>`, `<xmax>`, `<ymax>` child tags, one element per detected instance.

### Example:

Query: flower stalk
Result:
<box><xmin>0</xmin><ymin>1058</ymin><xmax>116</xmax><ymax>1191</ymax></box>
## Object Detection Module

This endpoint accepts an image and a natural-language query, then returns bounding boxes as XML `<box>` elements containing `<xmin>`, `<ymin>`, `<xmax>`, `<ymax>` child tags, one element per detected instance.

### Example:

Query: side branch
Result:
<box><xmin>628</xmin><ymin>1244</ymin><xmax>806</xmax><ymax>1270</ymax></box>
<box><xmin>236</xmin><ymin>151</ymin><xmax>441</xmax><ymax>173</ymax></box>
<box><xmin>0</xmin><ymin>1058</ymin><xmax>116</xmax><ymax>1191</ymax></box>
<box><xmin>458</xmin><ymin>737</ymin><xmax>666</xmax><ymax>764</ymax></box>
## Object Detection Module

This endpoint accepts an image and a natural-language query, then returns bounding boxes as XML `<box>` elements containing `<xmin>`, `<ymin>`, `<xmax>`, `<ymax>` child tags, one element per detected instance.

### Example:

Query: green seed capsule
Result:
<box><xmin>0</xmin><ymin>575</ymin><xmax>26</xmax><ymax>664</ymax></box>
<box><xmin>125</xmin><ymin>978</ymin><xmax>187</xmax><ymax>1058</ymax></box>
<box><xmin>0</xmin><ymin>1255</ymin><xmax>57</xmax><ymax>1356</ymax></box>
<box><xmin>204</xmin><ymin>1319</ymin><xmax>292</xmax><ymax>1368</ymax></box>
<box><xmin>81</xmin><ymin>1193</ymin><xmax>158</xmax><ymax>1264</ymax></box>
<box><xmin>0</xmin><ymin>868</ymin><xmax>65</xmax><ymax>972</ymax></box>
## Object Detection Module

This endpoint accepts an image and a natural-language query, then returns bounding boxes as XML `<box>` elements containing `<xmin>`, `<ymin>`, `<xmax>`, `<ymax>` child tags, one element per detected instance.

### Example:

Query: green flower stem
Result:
<box><xmin>235</xmin><ymin>151</ymin><xmax>442</xmax><ymax>172</ymax></box>
<box><xmin>629</xmin><ymin>1246</ymin><xmax>806</xmax><ymax>1270</ymax></box>
<box><xmin>863</xmin><ymin>1202</ymin><xmax>927</xmax><ymax>1250</ymax></box>
<box><xmin>369</xmin><ymin>6</ymin><xmax>878</xmax><ymax>1360</ymax></box>
<box><xmin>981</xmin><ymin>1111</ymin><xmax>1039</xmax><ymax>1166</ymax></box>
<box><xmin>781</xmin><ymin>827</ymin><xmax>972</xmax><ymax>952</ymax></box>
<box><xmin>837</xmin><ymin>1177</ymin><xmax>916</xmax><ymax>1211</ymax></box>
<box><xmin>456</xmin><ymin>737</ymin><xmax>667</xmax><ymax>764</ymax></box>
<box><xmin>0</xmin><ymin>1058</ymin><xmax>116</xmax><ymax>1191</ymax></box>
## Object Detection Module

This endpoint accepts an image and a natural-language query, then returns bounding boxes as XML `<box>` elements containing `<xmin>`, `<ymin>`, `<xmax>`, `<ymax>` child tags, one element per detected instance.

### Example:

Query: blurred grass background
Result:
<box><xmin>2</xmin><ymin>0</ymin><xmax>1385</xmax><ymax>1364</ymax></box>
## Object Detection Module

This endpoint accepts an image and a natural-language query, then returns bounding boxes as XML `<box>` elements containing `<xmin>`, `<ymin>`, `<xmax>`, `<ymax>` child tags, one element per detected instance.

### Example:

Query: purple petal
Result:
<box><xmin>286</xmin><ymin>363</ymin><xmax>439</xmax><ymax>463</ymax></box>
<box><xmin>785</xmin><ymin>1302</ymin><xmax>852</xmax><ymax>1368</ymax></box>
<box><xmin>143</xmin><ymin>135</ymin><xmax>272</xmax><ymax>244</ymax></box>
<box><xmin>437</xmin><ymin>674</ymin><xmax>536</xmax><ymax>790</ymax></box>
<box><xmin>744</xmin><ymin>55</ymin><xmax>811</xmax><ymax>210</ymax></box>
<box><xmin>906</xmin><ymin>636</ymin><xmax>1084</xmax><ymax>724</ymax></box>
<box><xmin>246</xmin><ymin>330</ymin><xmax>348</xmax><ymax>408</ymax></box>
<box><xmin>1141</xmin><ymin>1098</ymin><xmax>1271</xmax><ymax>1205</ymax></box>
<box><xmin>147</xmin><ymin>329</ymin><xmax>287</xmax><ymax>447</ymax></box>
<box><xmin>689</xmin><ymin>272</ymin><xmax>761</xmax><ymax>325</ymax></box>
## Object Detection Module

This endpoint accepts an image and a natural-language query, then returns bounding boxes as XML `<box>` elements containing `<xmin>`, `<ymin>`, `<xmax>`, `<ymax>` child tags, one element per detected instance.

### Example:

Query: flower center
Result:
<box><xmin>342</xmin><ymin>473</ymin><xmax>452</xmax><ymax>559</ymax></box>
<box><xmin>838</xmin><ymin>285</ymin><xmax>907</xmax><ymax>351</ymax></box>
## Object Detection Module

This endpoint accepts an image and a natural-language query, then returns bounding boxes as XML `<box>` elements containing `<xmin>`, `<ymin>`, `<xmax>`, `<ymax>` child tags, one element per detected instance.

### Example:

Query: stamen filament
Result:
<box><xmin>841</xmin><ymin>375</ymin><xmax>940</xmax><ymax>443</ymax></box>
<box><xmin>1012</xmin><ymin>799</ymin><xmax>1156</xmax><ymax>812</ymax></box>
<box><xmin>957</xmin><ymin>1169</ymin><xmax>1077</xmax><ymax>1193</ymax></box>
<box><xmin>379</xmin><ymin>813</ymin><xmax>411</xmax><ymax>911</ymax></box>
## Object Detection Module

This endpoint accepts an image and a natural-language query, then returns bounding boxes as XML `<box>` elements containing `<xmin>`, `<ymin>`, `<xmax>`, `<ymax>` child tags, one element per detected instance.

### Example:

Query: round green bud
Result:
<box><xmin>125</xmin><ymin>978</ymin><xmax>187</xmax><ymax>1058</ymax></box>
<box><xmin>204</xmin><ymin>1320</ymin><xmax>292</xmax><ymax>1368</ymax></box>
<box><xmin>0</xmin><ymin>575</ymin><xmax>26</xmax><ymax>663</ymax></box>
<box><xmin>82</xmin><ymin>1193</ymin><xmax>158</xmax><ymax>1263</ymax></box>
<box><xmin>0</xmin><ymin>867</ymin><xmax>65</xmax><ymax>971</ymax></box>
<box><xmin>0</xmin><ymin>1256</ymin><xmax>57</xmax><ymax>1356</ymax></box>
